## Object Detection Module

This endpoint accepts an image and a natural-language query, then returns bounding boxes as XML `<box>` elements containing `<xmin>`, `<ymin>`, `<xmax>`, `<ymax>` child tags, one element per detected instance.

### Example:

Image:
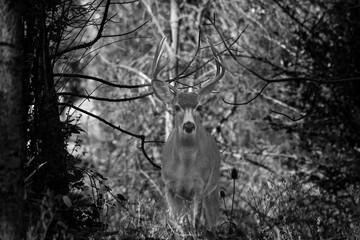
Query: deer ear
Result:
<box><xmin>152</xmin><ymin>80</ymin><xmax>175</xmax><ymax>104</ymax></box>
<box><xmin>198</xmin><ymin>83</ymin><xmax>216</xmax><ymax>103</ymax></box>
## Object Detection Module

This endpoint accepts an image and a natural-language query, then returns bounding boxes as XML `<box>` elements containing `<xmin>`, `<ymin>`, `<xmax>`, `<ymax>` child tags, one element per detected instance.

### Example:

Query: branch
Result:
<box><xmin>207</xmin><ymin>16</ymin><xmax>360</xmax><ymax>113</ymax></box>
<box><xmin>208</xmin><ymin>16</ymin><xmax>360</xmax><ymax>84</ymax></box>
<box><xmin>53</xmin><ymin>1</ymin><xmax>147</xmax><ymax>58</ymax></box>
<box><xmin>141</xmin><ymin>0</ymin><xmax>173</xmax><ymax>56</ymax></box>
<box><xmin>219</xmin><ymin>93</ymin><xmax>238</xmax><ymax>125</ymax></box>
<box><xmin>102</xmin><ymin>20</ymin><xmax>149</xmax><ymax>37</ymax></box>
<box><xmin>270</xmin><ymin>83</ymin><xmax>321</xmax><ymax>121</ymax></box>
<box><xmin>223</xmin><ymin>82</ymin><xmax>269</xmax><ymax>106</ymax></box>
<box><xmin>243</xmin><ymin>155</ymin><xmax>276</xmax><ymax>174</ymax></box>
<box><xmin>58</xmin><ymin>92</ymin><xmax>153</xmax><ymax>102</ymax></box>
<box><xmin>111</xmin><ymin>0</ymin><xmax>139</xmax><ymax>4</ymax></box>
<box><xmin>170</xmin><ymin>0</ymin><xmax>180</xmax><ymax>79</ymax></box>
<box><xmin>53</xmin><ymin>73</ymin><xmax>150</xmax><ymax>89</ymax></box>
<box><xmin>80</xmin><ymin>36</ymin><xmax>151</xmax><ymax>62</ymax></box>
<box><xmin>271</xmin><ymin>0</ymin><xmax>311</xmax><ymax>33</ymax></box>
<box><xmin>58</xmin><ymin>102</ymin><xmax>161</xmax><ymax>169</ymax></box>
<box><xmin>0</xmin><ymin>42</ymin><xmax>18</xmax><ymax>49</ymax></box>
<box><xmin>228</xmin><ymin>151</ymin><xmax>276</xmax><ymax>174</ymax></box>
<box><xmin>169</xmin><ymin>29</ymin><xmax>202</xmax><ymax>85</ymax></box>
<box><xmin>116</xmin><ymin>64</ymin><xmax>152</xmax><ymax>83</ymax></box>
<box><xmin>53</xmin><ymin>0</ymin><xmax>111</xmax><ymax>57</ymax></box>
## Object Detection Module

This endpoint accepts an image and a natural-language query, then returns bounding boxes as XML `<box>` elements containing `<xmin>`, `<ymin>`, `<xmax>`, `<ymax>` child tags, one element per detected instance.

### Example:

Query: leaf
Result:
<box><xmin>96</xmin><ymin>172</ymin><xmax>108</xmax><ymax>180</ymax></box>
<box><xmin>63</xmin><ymin>195</ymin><xmax>72</xmax><ymax>208</ymax></box>
<box><xmin>116</xmin><ymin>193</ymin><xmax>127</xmax><ymax>201</ymax></box>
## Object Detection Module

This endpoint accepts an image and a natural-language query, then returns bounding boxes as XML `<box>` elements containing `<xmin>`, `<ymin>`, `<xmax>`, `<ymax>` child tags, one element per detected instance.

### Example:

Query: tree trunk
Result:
<box><xmin>0</xmin><ymin>0</ymin><xmax>25</xmax><ymax>239</ymax></box>
<box><xmin>27</xmin><ymin>0</ymin><xmax>69</xmax><ymax>197</ymax></box>
<box><xmin>165</xmin><ymin>0</ymin><xmax>180</xmax><ymax>139</ymax></box>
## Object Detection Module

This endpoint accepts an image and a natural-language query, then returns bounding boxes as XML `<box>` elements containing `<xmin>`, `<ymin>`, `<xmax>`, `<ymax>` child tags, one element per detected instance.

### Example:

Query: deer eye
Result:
<box><xmin>195</xmin><ymin>105</ymin><xmax>203</xmax><ymax>112</ymax></box>
<box><xmin>174</xmin><ymin>105</ymin><xmax>181</xmax><ymax>112</ymax></box>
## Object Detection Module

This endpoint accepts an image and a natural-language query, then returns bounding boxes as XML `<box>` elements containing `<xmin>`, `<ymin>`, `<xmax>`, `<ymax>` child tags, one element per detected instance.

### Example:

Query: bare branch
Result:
<box><xmin>141</xmin><ymin>0</ymin><xmax>174</xmax><ymax>56</ymax></box>
<box><xmin>117</xmin><ymin>64</ymin><xmax>152</xmax><ymax>83</ymax></box>
<box><xmin>53</xmin><ymin>73</ymin><xmax>150</xmax><ymax>88</ymax></box>
<box><xmin>271</xmin><ymin>83</ymin><xmax>322</xmax><ymax>121</ymax></box>
<box><xmin>58</xmin><ymin>92</ymin><xmax>153</xmax><ymax>102</ymax></box>
<box><xmin>207</xmin><ymin>16</ymin><xmax>360</xmax><ymax>123</ymax></box>
<box><xmin>82</xmin><ymin>36</ymin><xmax>150</xmax><ymax>60</ymax></box>
<box><xmin>242</xmin><ymin>155</ymin><xmax>276</xmax><ymax>174</ymax></box>
<box><xmin>52</xmin><ymin>0</ymin><xmax>147</xmax><ymax>58</ymax></box>
<box><xmin>102</xmin><ymin>20</ymin><xmax>149</xmax><ymax>37</ymax></box>
<box><xmin>271</xmin><ymin>0</ymin><xmax>311</xmax><ymax>33</ymax></box>
<box><xmin>223</xmin><ymin>82</ymin><xmax>269</xmax><ymax>105</ymax></box>
<box><xmin>208</xmin><ymin>17</ymin><xmax>360</xmax><ymax>84</ymax></box>
<box><xmin>224</xmin><ymin>150</ymin><xmax>277</xmax><ymax>174</ymax></box>
<box><xmin>169</xmin><ymin>29</ymin><xmax>202</xmax><ymax>85</ymax></box>
<box><xmin>53</xmin><ymin>0</ymin><xmax>111</xmax><ymax>58</ymax></box>
<box><xmin>219</xmin><ymin>93</ymin><xmax>238</xmax><ymax>125</ymax></box>
<box><xmin>111</xmin><ymin>0</ymin><xmax>139</xmax><ymax>4</ymax></box>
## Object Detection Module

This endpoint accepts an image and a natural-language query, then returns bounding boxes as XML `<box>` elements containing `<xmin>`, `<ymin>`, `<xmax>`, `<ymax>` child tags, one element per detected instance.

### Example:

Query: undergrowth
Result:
<box><xmin>24</xmin><ymin>116</ymin><xmax>360</xmax><ymax>239</ymax></box>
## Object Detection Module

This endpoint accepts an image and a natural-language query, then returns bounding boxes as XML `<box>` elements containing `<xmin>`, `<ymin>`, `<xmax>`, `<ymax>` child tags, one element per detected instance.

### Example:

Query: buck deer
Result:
<box><xmin>151</xmin><ymin>38</ymin><xmax>224</xmax><ymax>231</ymax></box>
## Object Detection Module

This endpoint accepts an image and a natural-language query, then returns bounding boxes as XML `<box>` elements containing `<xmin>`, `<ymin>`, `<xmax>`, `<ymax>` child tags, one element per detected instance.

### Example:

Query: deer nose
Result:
<box><xmin>183</xmin><ymin>121</ymin><xmax>195</xmax><ymax>133</ymax></box>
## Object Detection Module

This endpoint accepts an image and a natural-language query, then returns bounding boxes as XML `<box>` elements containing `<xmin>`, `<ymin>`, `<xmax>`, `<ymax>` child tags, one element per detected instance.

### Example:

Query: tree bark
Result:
<box><xmin>0</xmin><ymin>0</ymin><xmax>25</xmax><ymax>239</ymax></box>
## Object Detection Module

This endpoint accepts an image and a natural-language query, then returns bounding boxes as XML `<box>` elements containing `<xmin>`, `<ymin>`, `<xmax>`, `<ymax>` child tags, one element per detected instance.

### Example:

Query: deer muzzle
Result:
<box><xmin>182</xmin><ymin>109</ymin><xmax>196</xmax><ymax>134</ymax></box>
<box><xmin>183</xmin><ymin>121</ymin><xmax>195</xmax><ymax>133</ymax></box>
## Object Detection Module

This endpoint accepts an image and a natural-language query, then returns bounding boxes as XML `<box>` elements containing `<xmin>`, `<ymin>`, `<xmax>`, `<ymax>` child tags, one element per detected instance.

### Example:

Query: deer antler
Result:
<box><xmin>198</xmin><ymin>38</ymin><xmax>225</xmax><ymax>96</ymax></box>
<box><xmin>151</xmin><ymin>37</ymin><xmax>167</xmax><ymax>79</ymax></box>
<box><xmin>151</xmin><ymin>37</ymin><xmax>178</xmax><ymax>94</ymax></box>
<box><xmin>207</xmin><ymin>38</ymin><xmax>225</xmax><ymax>86</ymax></box>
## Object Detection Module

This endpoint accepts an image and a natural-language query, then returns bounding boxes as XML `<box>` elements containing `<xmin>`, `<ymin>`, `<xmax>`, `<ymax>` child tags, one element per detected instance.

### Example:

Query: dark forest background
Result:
<box><xmin>1</xmin><ymin>0</ymin><xmax>360</xmax><ymax>239</ymax></box>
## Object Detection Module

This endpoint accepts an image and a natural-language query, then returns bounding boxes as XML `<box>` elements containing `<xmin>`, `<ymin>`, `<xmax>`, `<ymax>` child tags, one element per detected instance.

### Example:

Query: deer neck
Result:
<box><xmin>174</xmin><ymin>124</ymin><xmax>207</xmax><ymax>150</ymax></box>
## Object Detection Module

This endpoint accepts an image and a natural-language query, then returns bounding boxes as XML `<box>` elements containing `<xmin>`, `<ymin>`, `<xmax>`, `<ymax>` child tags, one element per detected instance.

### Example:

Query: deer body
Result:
<box><xmin>151</xmin><ymin>38</ymin><xmax>224</xmax><ymax>230</ymax></box>
<box><xmin>162</xmin><ymin>108</ymin><xmax>220</xmax><ymax>228</ymax></box>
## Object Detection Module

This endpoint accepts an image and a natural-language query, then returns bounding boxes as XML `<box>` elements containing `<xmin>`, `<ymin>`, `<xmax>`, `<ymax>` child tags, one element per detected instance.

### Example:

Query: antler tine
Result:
<box><xmin>203</xmin><ymin>38</ymin><xmax>225</xmax><ymax>88</ymax></box>
<box><xmin>152</xmin><ymin>37</ymin><xmax>167</xmax><ymax>79</ymax></box>
<box><xmin>151</xmin><ymin>37</ymin><xmax>179</xmax><ymax>94</ymax></box>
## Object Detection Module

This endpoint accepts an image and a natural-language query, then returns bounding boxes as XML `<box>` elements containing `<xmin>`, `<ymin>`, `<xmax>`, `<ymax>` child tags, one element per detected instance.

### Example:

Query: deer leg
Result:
<box><xmin>165</xmin><ymin>185</ymin><xmax>186</xmax><ymax>220</ymax></box>
<box><xmin>192</xmin><ymin>194</ymin><xmax>203</xmax><ymax>229</ymax></box>
<box><xmin>203</xmin><ymin>187</ymin><xmax>219</xmax><ymax>231</ymax></box>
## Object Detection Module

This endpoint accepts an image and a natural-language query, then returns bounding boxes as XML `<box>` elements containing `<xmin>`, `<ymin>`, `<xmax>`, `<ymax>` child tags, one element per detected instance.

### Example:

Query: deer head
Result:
<box><xmin>152</xmin><ymin>37</ymin><xmax>224</xmax><ymax>137</ymax></box>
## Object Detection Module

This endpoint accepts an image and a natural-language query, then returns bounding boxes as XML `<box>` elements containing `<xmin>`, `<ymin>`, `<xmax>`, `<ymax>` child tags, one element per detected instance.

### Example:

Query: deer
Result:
<box><xmin>151</xmin><ymin>37</ymin><xmax>225</xmax><ymax>232</ymax></box>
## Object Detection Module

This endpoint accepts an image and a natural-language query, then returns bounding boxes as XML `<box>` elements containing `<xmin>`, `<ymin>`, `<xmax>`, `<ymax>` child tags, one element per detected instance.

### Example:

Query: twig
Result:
<box><xmin>270</xmin><ymin>83</ymin><xmax>321</xmax><ymax>121</ymax></box>
<box><xmin>102</xmin><ymin>20</ymin><xmax>149</xmax><ymax>37</ymax></box>
<box><xmin>117</xmin><ymin>64</ymin><xmax>152</xmax><ymax>83</ymax></box>
<box><xmin>223</xmin><ymin>82</ymin><xmax>269</xmax><ymax>105</ymax></box>
<box><xmin>139</xmin><ymin>169</ymin><xmax>162</xmax><ymax>196</ymax></box>
<box><xmin>25</xmin><ymin>162</ymin><xmax>47</xmax><ymax>183</ymax></box>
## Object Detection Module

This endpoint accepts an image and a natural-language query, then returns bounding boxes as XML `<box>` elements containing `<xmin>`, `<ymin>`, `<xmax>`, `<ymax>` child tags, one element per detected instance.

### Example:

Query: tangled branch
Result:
<box><xmin>207</xmin><ymin>16</ymin><xmax>360</xmax><ymax>121</ymax></box>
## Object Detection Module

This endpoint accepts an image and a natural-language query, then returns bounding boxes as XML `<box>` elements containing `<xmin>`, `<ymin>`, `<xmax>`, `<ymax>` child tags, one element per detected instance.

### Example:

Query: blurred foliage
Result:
<box><xmin>19</xmin><ymin>0</ymin><xmax>360</xmax><ymax>239</ymax></box>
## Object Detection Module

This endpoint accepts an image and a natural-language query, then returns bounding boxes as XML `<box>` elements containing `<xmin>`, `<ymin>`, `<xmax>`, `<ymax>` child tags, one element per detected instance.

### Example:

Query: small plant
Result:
<box><xmin>217</xmin><ymin>168</ymin><xmax>259</xmax><ymax>240</ymax></box>
<box><xmin>249</xmin><ymin>175</ymin><xmax>360</xmax><ymax>239</ymax></box>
